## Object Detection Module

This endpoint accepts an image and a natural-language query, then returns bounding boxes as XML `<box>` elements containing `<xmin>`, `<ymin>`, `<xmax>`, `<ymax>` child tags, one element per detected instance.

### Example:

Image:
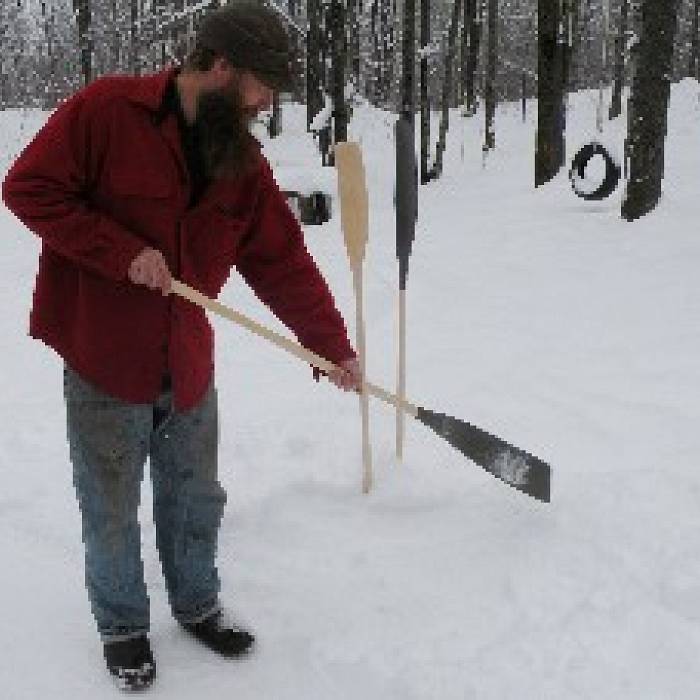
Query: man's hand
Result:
<box><xmin>128</xmin><ymin>247</ymin><xmax>172</xmax><ymax>296</ymax></box>
<box><xmin>327</xmin><ymin>357</ymin><xmax>363</xmax><ymax>393</ymax></box>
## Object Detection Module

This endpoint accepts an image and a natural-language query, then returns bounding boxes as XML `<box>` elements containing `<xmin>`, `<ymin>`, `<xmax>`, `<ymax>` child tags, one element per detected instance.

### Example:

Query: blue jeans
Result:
<box><xmin>63</xmin><ymin>364</ymin><xmax>226</xmax><ymax>643</ymax></box>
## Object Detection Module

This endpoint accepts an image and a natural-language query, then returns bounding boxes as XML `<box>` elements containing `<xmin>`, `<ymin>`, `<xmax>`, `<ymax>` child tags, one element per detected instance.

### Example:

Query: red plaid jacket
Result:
<box><xmin>2</xmin><ymin>66</ymin><xmax>355</xmax><ymax>411</ymax></box>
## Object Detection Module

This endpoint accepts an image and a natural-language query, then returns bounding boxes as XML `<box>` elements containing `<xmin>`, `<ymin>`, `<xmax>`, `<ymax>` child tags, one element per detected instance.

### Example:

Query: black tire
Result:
<box><xmin>569</xmin><ymin>142</ymin><xmax>621</xmax><ymax>201</ymax></box>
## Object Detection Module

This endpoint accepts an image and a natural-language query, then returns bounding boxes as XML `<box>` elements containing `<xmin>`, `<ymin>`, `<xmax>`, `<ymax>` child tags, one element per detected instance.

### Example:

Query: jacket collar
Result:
<box><xmin>116</xmin><ymin>62</ymin><xmax>268</xmax><ymax>204</ymax></box>
<box><xmin>123</xmin><ymin>63</ymin><xmax>182</xmax><ymax>114</ymax></box>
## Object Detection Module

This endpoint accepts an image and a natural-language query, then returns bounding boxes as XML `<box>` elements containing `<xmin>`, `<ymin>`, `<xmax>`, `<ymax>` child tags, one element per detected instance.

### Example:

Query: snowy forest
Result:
<box><xmin>2</xmin><ymin>0</ymin><xmax>699</xmax><ymax>218</ymax></box>
<box><xmin>2</xmin><ymin>0</ymin><xmax>700</xmax><ymax>107</ymax></box>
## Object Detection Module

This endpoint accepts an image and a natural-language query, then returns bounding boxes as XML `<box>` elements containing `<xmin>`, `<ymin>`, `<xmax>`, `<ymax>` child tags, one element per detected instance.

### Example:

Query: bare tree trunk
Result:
<box><xmin>690</xmin><ymin>0</ymin><xmax>700</xmax><ymax>79</ymax></box>
<box><xmin>330</xmin><ymin>0</ymin><xmax>348</xmax><ymax>153</ymax></box>
<box><xmin>353</xmin><ymin>1</ymin><xmax>361</xmax><ymax>91</ymax></box>
<box><xmin>306</xmin><ymin>0</ymin><xmax>323</xmax><ymax>129</ymax></box>
<box><xmin>73</xmin><ymin>0</ymin><xmax>93</xmax><ymax>86</ymax></box>
<box><xmin>0</xmin><ymin>3</ymin><xmax>8</xmax><ymax>108</ymax></box>
<box><xmin>268</xmin><ymin>92</ymin><xmax>281</xmax><ymax>137</ymax></box>
<box><xmin>48</xmin><ymin>0</ymin><xmax>57</xmax><ymax>105</ymax></box>
<box><xmin>535</xmin><ymin>0</ymin><xmax>566</xmax><ymax>187</ymax></box>
<box><xmin>371</xmin><ymin>0</ymin><xmax>380</xmax><ymax>103</ymax></box>
<box><xmin>110</xmin><ymin>0</ymin><xmax>120</xmax><ymax>74</ymax></box>
<box><xmin>461</xmin><ymin>0</ymin><xmax>472</xmax><ymax>104</ymax></box>
<box><xmin>41</xmin><ymin>0</ymin><xmax>56</xmax><ymax>108</ymax></box>
<box><xmin>152</xmin><ymin>0</ymin><xmax>166</xmax><ymax>71</ymax></box>
<box><xmin>346</xmin><ymin>0</ymin><xmax>361</xmax><ymax>95</ymax></box>
<box><xmin>564</xmin><ymin>0</ymin><xmax>579</xmax><ymax>91</ymax></box>
<box><xmin>320</xmin><ymin>2</ymin><xmax>333</xmax><ymax>164</ymax></box>
<box><xmin>129</xmin><ymin>0</ymin><xmax>139</xmax><ymax>75</ymax></box>
<box><xmin>434</xmin><ymin>0</ymin><xmax>464</xmax><ymax>178</ymax></box>
<box><xmin>609</xmin><ymin>0</ymin><xmax>629</xmax><ymax>119</ymax></box>
<box><xmin>387</xmin><ymin>0</ymin><xmax>397</xmax><ymax>106</ymax></box>
<box><xmin>380</xmin><ymin>0</ymin><xmax>392</xmax><ymax>106</ymax></box>
<box><xmin>420</xmin><ymin>0</ymin><xmax>431</xmax><ymax>183</ymax></box>
<box><xmin>622</xmin><ymin>0</ymin><xmax>680</xmax><ymax>221</ymax></box>
<box><xmin>483</xmin><ymin>0</ymin><xmax>496</xmax><ymax>152</ymax></box>
<box><xmin>464</xmin><ymin>0</ymin><xmax>482</xmax><ymax>115</ymax></box>
<box><xmin>286</xmin><ymin>0</ymin><xmax>303</xmax><ymax>102</ymax></box>
<box><xmin>401</xmin><ymin>0</ymin><xmax>416</xmax><ymax>121</ymax></box>
<box><xmin>596</xmin><ymin>0</ymin><xmax>611</xmax><ymax>132</ymax></box>
<box><xmin>451</xmin><ymin>10</ymin><xmax>461</xmax><ymax>109</ymax></box>
<box><xmin>560</xmin><ymin>0</ymin><xmax>573</xmax><ymax>89</ymax></box>
<box><xmin>2</xmin><ymin>1</ymin><xmax>32</xmax><ymax>107</ymax></box>
<box><xmin>622</xmin><ymin>0</ymin><xmax>643</xmax><ymax>177</ymax></box>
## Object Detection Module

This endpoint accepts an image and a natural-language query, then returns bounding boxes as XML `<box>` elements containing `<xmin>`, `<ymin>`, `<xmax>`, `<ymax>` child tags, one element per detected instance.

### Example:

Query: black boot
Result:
<box><xmin>182</xmin><ymin>610</ymin><xmax>255</xmax><ymax>657</ymax></box>
<box><xmin>103</xmin><ymin>634</ymin><xmax>156</xmax><ymax>691</ymax></box>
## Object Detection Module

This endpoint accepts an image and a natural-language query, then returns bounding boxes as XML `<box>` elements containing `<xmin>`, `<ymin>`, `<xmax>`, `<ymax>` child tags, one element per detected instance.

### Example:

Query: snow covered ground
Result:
<box><xmin>2</xmin><ymin>81</ymin><xmax>700</xmax><ymax>698</ymax></box>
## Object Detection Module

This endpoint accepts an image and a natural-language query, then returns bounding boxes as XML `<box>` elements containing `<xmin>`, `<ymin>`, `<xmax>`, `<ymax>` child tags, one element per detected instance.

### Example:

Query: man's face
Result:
<box><xmin>235</xmin><ymin>71</ymin><xmax>274</xmax><ymax>116</ymax></box>
<box><xmin>193</xmin><ymin>66</ymin><xmax>273</xmax><ymax>178</ymax></box>
<box><xmin>199</xmin><ymin>68</ymin><xmax>269</xmax><ymax>122</ymax></box>
<box><xmin>201</xmin><ymin>63</ymin><xmax>274</xmax><ymax>121</ymax></box>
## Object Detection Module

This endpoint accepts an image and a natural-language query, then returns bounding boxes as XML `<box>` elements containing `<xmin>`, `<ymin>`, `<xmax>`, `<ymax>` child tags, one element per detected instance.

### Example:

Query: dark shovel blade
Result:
<box><xmin>416</xmin><ymin>407</ymin><xmax>551</xmax><ymax>503</ymax></box>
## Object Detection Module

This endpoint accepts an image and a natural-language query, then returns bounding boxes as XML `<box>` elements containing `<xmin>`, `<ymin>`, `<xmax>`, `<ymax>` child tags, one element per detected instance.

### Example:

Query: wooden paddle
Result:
<box><xmin>169</xmin><ymin>280</ymin><xmax>551</xmax><ymax>503</ymax></box>
<box><xmin>334</xmin><ymin>141</ymin><xmax>373</xmax><ymax>494</ymax></box>
<box><xmin>395</xmin><ymin>116</ymin><xmax>419</xmax><ymax>462</ymax></box>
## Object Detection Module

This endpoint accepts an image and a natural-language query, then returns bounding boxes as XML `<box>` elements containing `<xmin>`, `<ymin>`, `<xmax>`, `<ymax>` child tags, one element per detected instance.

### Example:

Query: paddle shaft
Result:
<box><xmin>170</xmin><ymin>280</ymin><xmax>419</xmax><ymax>418</ymax></box>
<box><xmin>335</xmin><ymin>141</ymin><xmax>373</xmax><ymax>493</ymax></box>
<box><xmin>396</xmin><ymin>287</ymin><xmax>406</xmax><ymax>459</ymax></box>
<box><xmin>352</xmin><ymin>265</ymin><xmax>373</xmax><ymax>493</ymax></box>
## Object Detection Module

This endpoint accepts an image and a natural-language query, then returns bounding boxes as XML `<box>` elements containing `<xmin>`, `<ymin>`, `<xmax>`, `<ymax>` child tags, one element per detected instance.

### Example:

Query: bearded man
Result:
<box><xmin>1</xmin><ymin>0</ymin><xmax>360</xmax><ymax>691</ymax></box>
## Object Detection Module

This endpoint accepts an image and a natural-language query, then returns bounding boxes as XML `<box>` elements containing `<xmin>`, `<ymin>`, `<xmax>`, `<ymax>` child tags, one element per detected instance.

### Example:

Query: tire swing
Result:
<box><xmin>568</xmin><ymin>142</ymin><xmax>621</xmax><ymax>201</ymax></box>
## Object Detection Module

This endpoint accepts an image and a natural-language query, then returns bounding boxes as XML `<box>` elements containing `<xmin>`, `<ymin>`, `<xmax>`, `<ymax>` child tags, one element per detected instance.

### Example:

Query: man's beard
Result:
<box><xmin>194</xmin><ymin>81</ymin><xmax>259</xmax><ymax>180</ymax></box>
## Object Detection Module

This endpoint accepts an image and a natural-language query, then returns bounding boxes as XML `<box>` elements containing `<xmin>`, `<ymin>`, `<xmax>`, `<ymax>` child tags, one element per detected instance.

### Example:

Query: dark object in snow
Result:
<box><xmin>284</xmin><ymin>190</ymin><xmax>332</xmax><ymax>225</ymax></box>
<box><xmin>416</xmin><ymin>407</ymin><xmax>551</xmax><ymax>503</ymax></box>
<box><xmin>569</xmin><ymin>142</ymin><xmax>621</xmax><ymax>201</ymax></box>
<box><xmin>182</xmin><ymin>610</ymin><xmax>255</xmax><ymax>657</ymax></box>
<box><xmin>103</xmin><ymin>634</ymin><xmax>156</xmax><ymax>691</ymax></box>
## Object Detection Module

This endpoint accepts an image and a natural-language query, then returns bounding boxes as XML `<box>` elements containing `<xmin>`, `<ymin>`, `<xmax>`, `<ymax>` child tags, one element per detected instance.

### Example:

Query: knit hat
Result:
<box><xmin>196</xmin><ymin>1</ymin><xmax>293</xmax><ymax>92</ymax></box>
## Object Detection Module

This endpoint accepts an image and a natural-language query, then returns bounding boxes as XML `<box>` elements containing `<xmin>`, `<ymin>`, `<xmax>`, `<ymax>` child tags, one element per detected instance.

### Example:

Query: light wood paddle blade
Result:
<box><xmin>335</xmin><ymin>142</ymin><xmax>369</xmax><ymax>273</ymax></box>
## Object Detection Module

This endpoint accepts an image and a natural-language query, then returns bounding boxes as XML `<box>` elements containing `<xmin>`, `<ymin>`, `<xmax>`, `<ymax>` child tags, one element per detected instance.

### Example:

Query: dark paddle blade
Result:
<box><xmin>415</xmin><ymin>407</ymin><xmax>551</xmax><ymax>503</ymax></box>
<box><xmin>395</xmin><ymin>116</ymin><xmax>418</xmax><ymax>290</ymax></box>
